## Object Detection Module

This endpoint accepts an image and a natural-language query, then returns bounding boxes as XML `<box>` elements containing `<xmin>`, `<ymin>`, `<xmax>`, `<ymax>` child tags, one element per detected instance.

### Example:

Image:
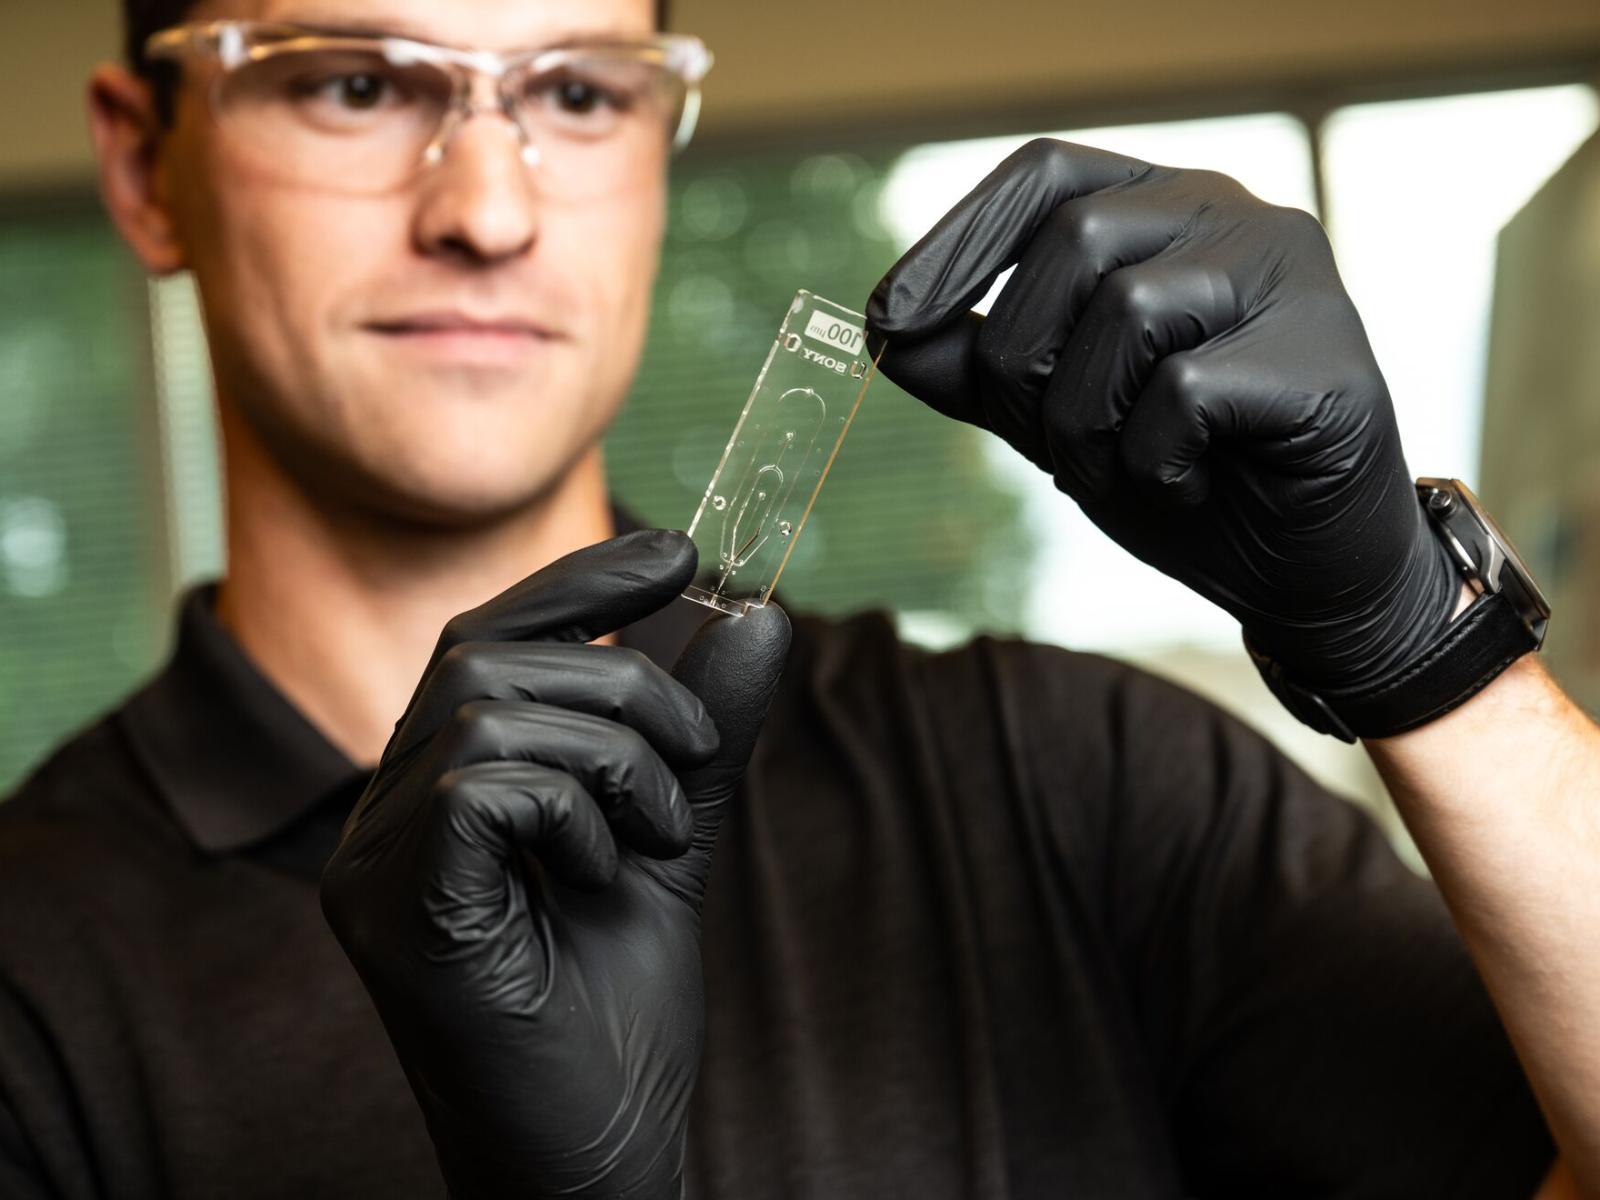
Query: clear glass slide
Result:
<box><xmin>683</xmin><ymin>289</ymin><xmax>881</xmax><ymax>615</ymax></box>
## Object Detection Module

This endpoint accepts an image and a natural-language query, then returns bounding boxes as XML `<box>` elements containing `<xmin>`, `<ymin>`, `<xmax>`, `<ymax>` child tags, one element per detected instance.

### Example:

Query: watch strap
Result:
<box><xmin>1247</xmin><ymin>590</ymin><xmax>1537</xmax><ymax>742</ymax></box>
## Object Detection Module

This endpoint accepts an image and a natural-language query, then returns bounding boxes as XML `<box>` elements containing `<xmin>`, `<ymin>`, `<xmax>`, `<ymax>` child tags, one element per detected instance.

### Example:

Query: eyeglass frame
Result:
<box><xmin>141</xmin><ymin>19</ymin><xmax>715</xmax><ymax>176</ymax></box>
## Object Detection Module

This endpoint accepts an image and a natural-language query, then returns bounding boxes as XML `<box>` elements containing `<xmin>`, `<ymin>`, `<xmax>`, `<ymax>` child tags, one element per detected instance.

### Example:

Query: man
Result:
<box><xmin>2</xmin><ymin>0</ymin><xmax>1597</xmax><ymax>1194</ymax></box>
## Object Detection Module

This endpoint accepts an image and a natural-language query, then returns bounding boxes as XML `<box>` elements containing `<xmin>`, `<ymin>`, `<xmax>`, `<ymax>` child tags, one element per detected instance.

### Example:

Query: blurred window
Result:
<box><xmin>0</xmin><ymin>212</ymin><xmax>167</xmax><ymax>789</ymax></box>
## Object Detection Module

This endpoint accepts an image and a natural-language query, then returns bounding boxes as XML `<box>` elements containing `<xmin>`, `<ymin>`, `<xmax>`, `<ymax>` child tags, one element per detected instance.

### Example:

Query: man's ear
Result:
<box><xmin>86</xmin><ymin>63</ymin><xmax>187</xmax><ymax>275</ymax></box>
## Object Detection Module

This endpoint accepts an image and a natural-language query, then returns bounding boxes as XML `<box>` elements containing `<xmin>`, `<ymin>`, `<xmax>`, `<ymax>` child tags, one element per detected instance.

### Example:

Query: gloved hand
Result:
<box><xmin>865</xmin><ymin>138</ymin><xmax>1458</xmax><ymax>693</ymax></box>
<box><xmin>320</xmin><ymin>529</ymin><xmax>790</xmax><ymax>1199</ymax></box>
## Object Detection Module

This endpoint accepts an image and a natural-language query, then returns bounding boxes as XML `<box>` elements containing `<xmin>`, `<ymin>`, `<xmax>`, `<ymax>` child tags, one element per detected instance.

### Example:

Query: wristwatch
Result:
<box><xmin>1247</xmin><ymin>477</ymin><xmax>1551</xmax><ymax>743</ymax></box>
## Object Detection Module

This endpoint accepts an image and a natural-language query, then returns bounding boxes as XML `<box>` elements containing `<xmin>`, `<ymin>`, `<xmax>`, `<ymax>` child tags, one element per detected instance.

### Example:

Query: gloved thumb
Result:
<box><xmin>654</xmin><ymin>601</ymin><xmax>791</xmax><ymax>902</ymax></box>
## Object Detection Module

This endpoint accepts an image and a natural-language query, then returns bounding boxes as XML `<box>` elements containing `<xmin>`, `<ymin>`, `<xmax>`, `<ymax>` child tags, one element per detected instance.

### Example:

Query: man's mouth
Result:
<box><xmin>362</xmin><ymin>312</ymin><xmax>565</xmax><ymax>364</ymax></box>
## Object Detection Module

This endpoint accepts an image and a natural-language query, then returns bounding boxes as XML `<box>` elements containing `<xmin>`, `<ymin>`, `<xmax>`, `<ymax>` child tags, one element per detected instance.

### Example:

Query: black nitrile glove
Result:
<box><xmin>320</xmin><ymin>529</ymin><xmax>790</xmax><ymax>1199</ymax></box>
<box><xmin>866</xmin><ymin>138</ymin><xmax>1458</xmax><ymax>693</ymax></box>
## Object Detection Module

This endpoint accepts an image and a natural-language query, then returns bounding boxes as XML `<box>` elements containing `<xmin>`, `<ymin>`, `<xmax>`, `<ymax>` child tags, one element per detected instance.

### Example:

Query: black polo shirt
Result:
<box><xmin>0</xmin><ymin>586</ymin><xmax>1554</xmax><ymax>1198</ymax></box>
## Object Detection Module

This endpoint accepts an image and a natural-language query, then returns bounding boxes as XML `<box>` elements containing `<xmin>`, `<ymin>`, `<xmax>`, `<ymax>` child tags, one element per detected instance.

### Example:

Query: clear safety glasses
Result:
<box><xmin>143</xmin><ymin>21</ymin><xmax>713</xmax><ymax>198</ymax></box>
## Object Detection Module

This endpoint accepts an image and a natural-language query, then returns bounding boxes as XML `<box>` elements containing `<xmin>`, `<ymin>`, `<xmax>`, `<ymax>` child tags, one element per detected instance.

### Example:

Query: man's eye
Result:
<box><xmin>538</xmin><ymin>75</ymin><xmax>631</xmax><ymax>118</ymax></box>
<box><xmin>327</xmin><ymin>73</ymin><xmax>390</xmax><ymax>109</ymax></box>
<box><xmin>294</xmin><ymin>71</ymin><xmax>398</xmax><ymax>111</ymax></box>
<box><xmin>555</xmin><ymin>80</ymin><xmax>604</xmax><ymax>115</ymax></box>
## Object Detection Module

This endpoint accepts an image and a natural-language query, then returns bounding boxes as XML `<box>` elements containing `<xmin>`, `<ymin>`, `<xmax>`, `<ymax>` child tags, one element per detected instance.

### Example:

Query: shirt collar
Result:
<box><xmin>119</xmin><ymin>584</ymin><xmax>363</xmax><ymax>855</ymax></box>
<box><xmin>118</xmin><ymin>527</ymin><xmax>712</xmax><ymax>857</ymax></box>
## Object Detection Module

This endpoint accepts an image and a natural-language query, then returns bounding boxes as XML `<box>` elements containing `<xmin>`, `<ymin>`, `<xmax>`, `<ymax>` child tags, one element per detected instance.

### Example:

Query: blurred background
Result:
<box><xmin>4</xmin><ymin>0</ymin><xmax>1600</xmax><ymax>867</ymax></box>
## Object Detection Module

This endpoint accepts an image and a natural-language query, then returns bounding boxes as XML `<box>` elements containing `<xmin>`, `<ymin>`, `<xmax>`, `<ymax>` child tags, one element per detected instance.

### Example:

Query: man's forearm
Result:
<box><xmin>1366</xmin><ymin>651</ymin><xmax>1600</xmax><ymax>1194</ymax></box>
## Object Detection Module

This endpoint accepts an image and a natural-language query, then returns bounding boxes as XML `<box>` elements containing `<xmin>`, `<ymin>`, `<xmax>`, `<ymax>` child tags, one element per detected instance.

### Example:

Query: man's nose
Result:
<box><xmin>412</xmin><ymin>114</ymin><xmax>540</xmax><ymax>264</ymax></box>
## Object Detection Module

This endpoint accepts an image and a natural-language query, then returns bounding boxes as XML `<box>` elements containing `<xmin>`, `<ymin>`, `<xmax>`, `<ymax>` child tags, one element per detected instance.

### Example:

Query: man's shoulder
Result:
<box><xmin>0</xmin><ymin>698</ymin><xmax>201</xmax><ymax>996</ymax></box>
<box><xmin>0</xmin><ymin>690</ymin><xmax>177</xmax><ymax>886</ymax></box>
<box><xmin>4</xmin><ymin>694</ymin><xmax>141</xmax><ymax>818</ymax></box>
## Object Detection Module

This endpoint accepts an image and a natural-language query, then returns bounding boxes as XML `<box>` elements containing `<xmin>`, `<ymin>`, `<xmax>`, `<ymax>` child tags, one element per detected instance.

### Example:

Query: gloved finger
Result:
<box><xmin>869</xmin><ymin>313</ymin><xmax>989</xmax><ymax>432</ymax></box>
<box><xmin>1042</xmin><ymin>254</ymin><xmax>1242</xmax><ymax>501</ymax></box>
<box><xmin>423</xmin><ymin>529</ymin><xmax>697</xmax><ymax>677</ymax></box>
<box><xmin>652</xmin><ymin>601</ymin><xmax>792</xmax><ymax>904</ymax></box>
<box><xmin>865</xmin><ymin>138</ymin><xmax>1149</xmax><ymax>336</ymax></box>
<box><xmin>393</xmin><ymin>641</ymin><xmax>720</xmax><ymax>767</ymax></box>
<box><xmin>435</xmin><ymin>700</ymin><xmax>693</xmax><ymax>860</ymax></box>
<box><xmin>1116</xmin><ymin>341</ymin><xmax>1337</xmax><ymax>508</ymax></box>
<box><xmin>431</xmin><ymin>760</ymin><xmax>617</xmax><ymax>893</ymax></box>
<box><xmin>969</xmin><ymin>191</ymin><xmax>1190</xmax><ymax>466</ymax></box>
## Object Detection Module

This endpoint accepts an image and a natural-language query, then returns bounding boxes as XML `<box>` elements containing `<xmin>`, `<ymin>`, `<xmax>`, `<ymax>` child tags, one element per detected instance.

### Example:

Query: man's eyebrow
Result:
<box><xmin>288</xmin><ymin>18</ymin><xmax>424</xmax><ymax>39</ymax></box>
<box><xmin>264</xmin><ymin>15</ymin><xmax>645</xmax><ymax>49</ymax></box>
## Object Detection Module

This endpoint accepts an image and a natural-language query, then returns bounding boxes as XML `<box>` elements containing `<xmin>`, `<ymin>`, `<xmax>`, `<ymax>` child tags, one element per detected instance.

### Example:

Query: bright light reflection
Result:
<box><xmin>1321</xmin><ymin>85</ymin><xmax>1599</xmax><ymax>487</ymax></box>
<box><xmin>879</xmin><ymin>113</ymin><xmax>1319</xmax><ymax>314</ymax></box>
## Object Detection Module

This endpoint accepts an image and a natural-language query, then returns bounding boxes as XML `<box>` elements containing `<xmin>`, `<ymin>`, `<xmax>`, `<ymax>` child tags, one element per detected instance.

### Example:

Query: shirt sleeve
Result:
<box><xmin>1015</xmin><ymin>646</ymin><xmax>1555</xmax><ymax>1198</ymax></box>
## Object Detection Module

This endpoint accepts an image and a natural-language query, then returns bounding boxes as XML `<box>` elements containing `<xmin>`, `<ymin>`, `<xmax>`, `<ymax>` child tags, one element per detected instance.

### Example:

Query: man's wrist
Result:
<box><xmin>1249</xmin><ymin>586</ymin><xmax>1538</xmax><ymax>742</ymax></box>
<box><xmin>1253</xmin><ymin>474</ymin><xmax>1547</xmax><ymax>743</ymax></box>
<box><xmin>1363</xmin><ymin>650</ymin><xmax>1566</xmax><ymax>748</ymax></box>
<box><xmin>1379</xmin><ymin>582</ymin><xmax>1526</xmax><ymax>738</ymax></box>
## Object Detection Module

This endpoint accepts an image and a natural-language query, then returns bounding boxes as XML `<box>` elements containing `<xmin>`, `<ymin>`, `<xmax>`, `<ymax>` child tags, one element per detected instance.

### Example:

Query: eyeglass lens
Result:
<box><xmin>212</xmin><ymin>45</ymin><xmax>686</xmax><ymax>195</ymax></box>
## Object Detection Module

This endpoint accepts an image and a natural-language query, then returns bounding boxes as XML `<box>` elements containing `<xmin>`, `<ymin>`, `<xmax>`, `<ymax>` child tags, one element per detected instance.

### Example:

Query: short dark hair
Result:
<box><xmin>126</xmin><ymin>0</ymin><xmax>673</xmax><ymax>120</ymax></box>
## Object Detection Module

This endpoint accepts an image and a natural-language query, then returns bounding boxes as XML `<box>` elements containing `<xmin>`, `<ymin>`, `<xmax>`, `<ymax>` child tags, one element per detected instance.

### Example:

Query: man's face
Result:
<box><xmin>162</xmin><ymin>0</ymin><xmax>666</xmax><ymax>525</ymax></box>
